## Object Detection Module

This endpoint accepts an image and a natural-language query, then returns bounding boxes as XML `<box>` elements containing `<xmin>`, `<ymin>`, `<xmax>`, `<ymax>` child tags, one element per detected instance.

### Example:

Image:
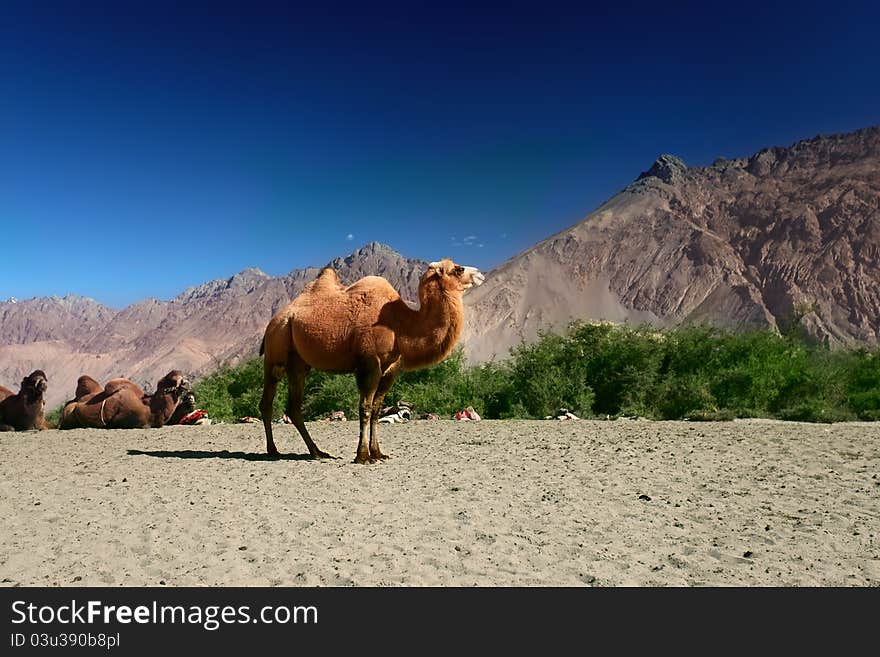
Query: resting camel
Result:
<box><xmin>260</xmin><ymin>258</ymin><xmax>484</xmax><ymax>463</ymax></box>
<box><xmin>58</xmin><ymin>371</ymin><xmax>189</xmax><ymax>429</ymax></box>
<box><xmin>0</xmin><ymin>370</ymin><xmax>50</xmax><ymax>431</ymax></box>
<box><xmin>166</xmin><ymin>392</ymin><xmax>198</xmax><ymax>425</ymax></box>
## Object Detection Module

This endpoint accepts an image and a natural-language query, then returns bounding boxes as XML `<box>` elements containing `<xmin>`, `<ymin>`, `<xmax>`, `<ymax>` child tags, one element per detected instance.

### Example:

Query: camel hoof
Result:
<box><xmin>353</xmin><ymin>455</ymin><xmax>373</xmax><ymax>465</ymax></box>
<box><xmin>371</xmin><ymin>452</ymin><xmax>390</xmax><ymax>461</ymax></box>
<box><xmin>267</xmin><ymin>446</ymin><xmax>281</xmax><ymax>457</ymax></box>
<box><xmin>311</xmin><ymin>451</ymin><xmax>337</xmax><ymax>460</ymax></box>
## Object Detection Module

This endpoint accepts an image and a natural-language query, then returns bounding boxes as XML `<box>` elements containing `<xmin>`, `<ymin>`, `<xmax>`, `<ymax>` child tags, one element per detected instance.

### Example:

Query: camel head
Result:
<box><xmin>155</xmin><ymin>370</ymin><xmax>190</xmax><ymax>399</ymax></box>
<box><xmin>21</xmin><ymin>370</ymin><xmax>48</xmax><ymax>398</ymax></box>
<box><xmin>423</xmin><ymin>259</ymin><xmax>485</xmax><ymax>294</ymax></box>
<box><xmin>148</xmin><ymin>370</ymin><xmax>191</xmax><ymax>427</ymax></box>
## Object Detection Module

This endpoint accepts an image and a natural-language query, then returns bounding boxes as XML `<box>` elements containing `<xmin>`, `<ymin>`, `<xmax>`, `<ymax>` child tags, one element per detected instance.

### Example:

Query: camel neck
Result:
<box><xmin>398</xmin><ymin>288</ymin><xmax>464</xmax><ymax>370</ymax></box>
<box><xmin>149</xmin><ymin>393</ymin><xmax>177</xmax><ymax>428</ymax></box>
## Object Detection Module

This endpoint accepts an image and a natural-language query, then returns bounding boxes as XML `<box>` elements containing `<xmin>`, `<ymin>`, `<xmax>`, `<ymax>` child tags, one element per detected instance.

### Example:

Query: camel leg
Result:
<box><xmin>286</xmin><ymin>357</ymin><xmax>336</xmax><ymax>460</ymax></box>
<box><xmin>354</xmin><ymin>360</ymin><xmax>382</xmax><ymax>464</ymax></box>
<box><xmin>260</xmin><ymin>367</ymin><xmax>282</xmax><ymax>456</ymax></box>
<box><xmin>369</xmin><ymin>362</ymin><xmax>400</xmax><ymax>461</ymax></box>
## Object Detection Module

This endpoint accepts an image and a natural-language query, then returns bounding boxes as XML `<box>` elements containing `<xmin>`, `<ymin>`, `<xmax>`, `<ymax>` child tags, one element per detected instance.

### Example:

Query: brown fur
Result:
<box><xmin>0</xmin><ymin>370</ymin><xmax>50</xmax><ymax>431</ymax></box>
<box><xmin>166</xmin><ymin>393</ymin><xmax>197</xmax><ymax>425</ymax></box>
<box><xmin>74</xmin><ymin>375</ymin><xmax>102</xmax><ymax>401</ymax></box>
<box><xmin>59</xmin><ymin>371</ymin><xmax>189</xmax><ymax>430</ymax></box>
<box><xmin>260</xmin><ymin>258</ymin><xmax>484</xmax><ymax>463</ymax></box>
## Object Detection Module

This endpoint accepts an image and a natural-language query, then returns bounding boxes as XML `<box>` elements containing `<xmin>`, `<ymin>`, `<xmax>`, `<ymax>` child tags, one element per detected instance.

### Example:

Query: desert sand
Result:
<box><xmin>1</xmin><ymin>419</ymin><xmax>878</xmax><ymax>586</ymax></box>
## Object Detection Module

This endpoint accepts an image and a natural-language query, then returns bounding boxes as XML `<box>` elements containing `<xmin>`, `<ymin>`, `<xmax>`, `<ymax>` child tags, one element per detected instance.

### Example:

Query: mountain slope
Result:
<box><xmin>0</xmin><ymin>243</ymin><xmax>427</xmax><ymax>407</ymax></box>
<box><xmin>4</xmin><ymin>126</ymin><xmax>880</xmax><ymax>406</ymax></box>
<box><xmin>463</xmin><ymin>127</ymin><xmax>880</xmax><ymax>362</ymax></box>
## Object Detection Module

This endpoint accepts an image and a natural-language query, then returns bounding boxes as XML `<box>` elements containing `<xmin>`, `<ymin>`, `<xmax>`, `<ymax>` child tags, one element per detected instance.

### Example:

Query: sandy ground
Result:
<box><xmin>1</xmin><ymin>419</ymin><xmax>878</xmax><ymax>587</ymax></box>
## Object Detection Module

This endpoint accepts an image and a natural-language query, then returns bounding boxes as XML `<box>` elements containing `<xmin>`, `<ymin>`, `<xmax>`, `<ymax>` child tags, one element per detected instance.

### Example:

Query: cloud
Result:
<box><xmin>450</xmin><ymin>235</ymin><xmax>484</xmax><ymax>248</ymax></box>
<box><xmin>346</xmin><ymin>233</ymin><xmax>354</xmax><ymax>241</ymax></box>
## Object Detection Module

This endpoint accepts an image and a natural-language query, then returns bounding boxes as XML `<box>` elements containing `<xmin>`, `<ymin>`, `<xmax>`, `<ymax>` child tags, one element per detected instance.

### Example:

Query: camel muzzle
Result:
<box><xmin>462</xmin><ymin>266</ymin><xmax>484</xmax><ymax>289</ymax></box>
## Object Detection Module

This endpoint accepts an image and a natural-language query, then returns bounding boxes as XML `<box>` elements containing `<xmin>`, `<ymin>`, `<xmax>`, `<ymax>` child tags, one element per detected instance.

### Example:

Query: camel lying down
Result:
<box><xmin>0</xmin><ymin>370</ymin><xmax>50</xmax><ymax>431</ymax></box>
<box><xmin>260</xmin><ymin>258</ymin><xmax>484</xmax><ymax>463</ymax></box>
<box><xmin>58</xmin><ymin>371</ymin><xmax>190</xmax><ymax>429</ymax></box>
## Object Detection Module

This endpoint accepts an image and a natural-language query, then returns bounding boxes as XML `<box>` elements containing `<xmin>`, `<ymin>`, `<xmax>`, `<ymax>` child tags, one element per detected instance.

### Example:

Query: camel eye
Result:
<box><xmin>453</xmin><ymin>266</ymin><xmax>465</xmax><ymax>276</ymax></box>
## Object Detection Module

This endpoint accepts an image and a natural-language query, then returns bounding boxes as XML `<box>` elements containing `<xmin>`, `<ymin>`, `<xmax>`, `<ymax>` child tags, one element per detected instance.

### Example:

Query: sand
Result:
<box><xmin>1</xmin><ymin>419</ymin><xmax>878</xmax><ymax>587</ymax></box>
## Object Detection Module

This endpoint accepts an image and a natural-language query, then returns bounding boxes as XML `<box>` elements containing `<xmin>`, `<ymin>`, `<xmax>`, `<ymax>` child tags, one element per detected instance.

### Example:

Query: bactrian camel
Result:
<box><xmin>58</xmin><ymin>371</ymin><xmax>190</xmax><ymax>429</ymax></box>
<box><xmin>0</xmin><ymin>370</ymin><xmax>50</xmax><ymax>431</ymax></box>
<box><xmin>260</xmin><ymin>258</ymin><xmax>484</xmax><ymax>463</ymax></box>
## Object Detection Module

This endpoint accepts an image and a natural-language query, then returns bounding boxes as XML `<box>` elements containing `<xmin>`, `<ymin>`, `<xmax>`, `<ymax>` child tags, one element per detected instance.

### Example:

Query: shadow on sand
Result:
<box><xmin>127</xmin><ymin>449</ymin><xmax>315</xmax><ymax>462</ymax></box>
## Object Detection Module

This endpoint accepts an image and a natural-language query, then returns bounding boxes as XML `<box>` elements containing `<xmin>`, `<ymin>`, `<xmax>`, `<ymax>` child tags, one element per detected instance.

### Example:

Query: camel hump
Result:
<box><xmin>75</xmin><ymin>375</ymin><xmax>102</xmax><ymax>400</ymax></box>
<box><xmin>104</xmin><ymin>378</ymin><xmax>144</xmax><ymax>398</ymax></box>
<box><xmin>302</xmin><ymin>267</ymin><xmax>345</xmax><ymax>297</ymax></box>
<box><xmin>315</xmin><ymin>267</ymin><xmax>341</xmax><ymax>285</ymax></box>
<box><xmin>346</xmin><ymin>275</ymin><xmax>399</xmax><ymax>299</ymax></box>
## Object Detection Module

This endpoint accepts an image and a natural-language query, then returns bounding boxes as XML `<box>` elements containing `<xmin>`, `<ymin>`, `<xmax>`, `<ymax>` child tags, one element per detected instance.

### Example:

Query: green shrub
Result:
<box><xmin>188</xmin><ymin>325</ymin><xmax>879</xmax><ymax>424</ymax></box>
<box><xmin>301</xmin><ymin>371</ymin><xmax>359</xmax><ymax>420</ymax></box>
<box><xmin>191</xmin><ymin>357</ymin><xmax>287</xmax><ymax>423</ymax></box>
<box><xmin>847</xmin><ymin>350</ymin><xmax>880</xmax><ymax>420</ymax></box>
<box><xmin>506</xmin><ymin>332</ymin><xmax>594</xmax><ymax>418</ymax></box>
<box><xmin>45</xmin><ymin>404</ymin><xmax>65</xmax><ymax>427</ymax></box>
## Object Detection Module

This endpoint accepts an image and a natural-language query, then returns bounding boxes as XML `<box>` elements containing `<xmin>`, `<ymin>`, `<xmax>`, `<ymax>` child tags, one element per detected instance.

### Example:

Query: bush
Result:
<box><xmin>45</xmin><ymin>404</ymin><xmax>65</xmax><ymax>427</ymax></box>
<box><xmin>847</xmin><ymin>350</ymin><xmax>880</xmax><ymax>420</ymax></box>
<box><xmin>506</xmin><ymin>332</ymin><xmax>594</xmax><ymax>418</ymax></box>
<box><xmin>189</xmin><ymin>325</ymin><xmax>880</xmax><ymax>424</ymax></box>
<box><xmin>191</xmin><ymin>357</ymin><xmax>287</xmax><ymax>423</ymax></box>
<box><xmin>301</xmin><ymin>371</ymin><xmax>359</xmax><ymax>420</ymax></box>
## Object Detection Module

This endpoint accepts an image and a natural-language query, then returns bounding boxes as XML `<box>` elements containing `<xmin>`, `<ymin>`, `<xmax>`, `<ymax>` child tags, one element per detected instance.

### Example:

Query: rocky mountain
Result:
<box><xmin>0</xmin><ymin>242</ymin><xmax>427</xmax><ymax>408</ymax></box>
<box><xmin>462</xmin><ymin>126</ymin><xmax>880</xmax><ymax>361</ymax></box>
<box><xmin>4</xmin><ymin>126</ymin><xmax>879</xmax><ymax>408</ymax></box>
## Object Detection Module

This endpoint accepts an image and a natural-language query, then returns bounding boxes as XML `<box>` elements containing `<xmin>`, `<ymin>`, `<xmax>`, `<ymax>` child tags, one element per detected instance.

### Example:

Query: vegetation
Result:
<box><xmin>45</xmin><ymin>404</ymin><xmax>65</xmax><ymax>428</ymax></box>
<box><xmin>191</xmin><ymin>323</ymin><xmax>880</xmax><ymax>423</ymax></box>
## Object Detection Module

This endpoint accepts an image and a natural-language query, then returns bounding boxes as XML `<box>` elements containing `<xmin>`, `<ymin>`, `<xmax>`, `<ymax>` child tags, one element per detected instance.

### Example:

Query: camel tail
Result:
<box><xmin>259</xmin><ymin>336</ymin><xmax>265</xmax><ymax>356</ymax></box>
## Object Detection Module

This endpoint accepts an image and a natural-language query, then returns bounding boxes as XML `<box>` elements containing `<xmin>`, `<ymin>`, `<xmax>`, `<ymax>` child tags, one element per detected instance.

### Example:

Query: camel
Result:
<box><xmin>58</xmin><ymin>371</ymin><xmax>190</xmax><ymax>429</ymax></box>
<box><xmin>166</xmin><ymin>392</ymin><xmax>197</xmax><ymax>425</ymax></box>
<box><xmin>0</xmin><ymin>370</ymin><xmax>50</xmax><ymax>431</ymax></box>
<box><xmin>260</xmin><ymin>258</ymin><xmax>484</xmax><ymax>463</ymax></box>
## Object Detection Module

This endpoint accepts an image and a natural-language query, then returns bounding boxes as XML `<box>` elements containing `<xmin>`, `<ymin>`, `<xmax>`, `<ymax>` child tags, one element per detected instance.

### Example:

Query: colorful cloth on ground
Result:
<box><xmin>454</xmin><ymin>406</ymin><xmax>481</xmax><ymax>421</ymax></box>
<box><xmin>178</xmin><ymin>409</ymin><xmax>208</xmax><ymax>425</ymax></box>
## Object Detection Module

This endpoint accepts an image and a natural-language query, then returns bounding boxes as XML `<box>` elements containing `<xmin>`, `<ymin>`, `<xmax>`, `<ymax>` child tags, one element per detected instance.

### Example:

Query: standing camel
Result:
<box><xmin>260</xmin><ymin>258</ymin><xmax>484</xmax><ymax>463</ymax></box>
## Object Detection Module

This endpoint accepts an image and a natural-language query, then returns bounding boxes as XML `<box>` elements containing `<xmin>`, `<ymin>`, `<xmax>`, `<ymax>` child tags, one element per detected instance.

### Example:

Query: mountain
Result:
<box><xmin>462</xmin><ymin>126</ymin><xmax>880</xmax><ymax>362</ymax></box>
<box><xmin>0</xmin><ymin>243</ymin><xmax>427</xmax><ymax>408</ymax></box>
<box><xmin>4</xmin><ymin>126</ymin><xmax>880</xmax><ymax>407</ymax></box>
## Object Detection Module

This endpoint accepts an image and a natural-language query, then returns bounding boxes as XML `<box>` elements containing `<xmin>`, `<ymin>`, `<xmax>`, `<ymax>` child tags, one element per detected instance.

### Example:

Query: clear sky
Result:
<box><xmin>1</xmin><ymin>1</ymin><xmax>878</xmax><ymax>308</ymax></box>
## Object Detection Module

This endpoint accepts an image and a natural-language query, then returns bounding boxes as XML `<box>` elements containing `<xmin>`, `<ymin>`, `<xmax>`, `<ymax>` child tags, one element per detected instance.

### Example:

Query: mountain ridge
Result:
<box><xmin>462</xmin><ymin>125</ymin><xmax>880</xmax><ymax>361</ymax></box>
<box><xmin>0</xmin><ymin>244</ymin><xmax>427</xmax><ymax>407</ymax></box>
<box><xmin>4</xmin><ymin>125</ymin><xmax>880</xmax><ymax>407</ymax></box>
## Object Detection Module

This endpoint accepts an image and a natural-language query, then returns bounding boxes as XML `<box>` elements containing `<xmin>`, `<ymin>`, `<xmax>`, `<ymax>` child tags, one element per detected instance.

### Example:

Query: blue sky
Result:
<box><xmin>1</xmin><ymin>1</ymin><xmax>878</xmax><ymax>307</ymax></box>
